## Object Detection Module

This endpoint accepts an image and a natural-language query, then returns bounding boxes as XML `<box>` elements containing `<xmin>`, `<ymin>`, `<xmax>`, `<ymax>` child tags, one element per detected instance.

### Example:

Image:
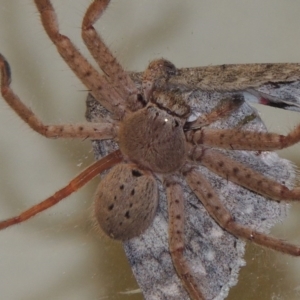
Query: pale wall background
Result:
<box><xmin>0</xmin><ymin>1</ymin><xmax>300</xmax><ymax>300</ymax></box>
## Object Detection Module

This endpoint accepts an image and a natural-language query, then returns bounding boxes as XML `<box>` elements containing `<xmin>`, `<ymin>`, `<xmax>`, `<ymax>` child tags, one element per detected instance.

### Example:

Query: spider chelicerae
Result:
<box><xmin>1</xmin><ymin>1</ymin><xmax>300</xmax><ymax>300</ymax></box>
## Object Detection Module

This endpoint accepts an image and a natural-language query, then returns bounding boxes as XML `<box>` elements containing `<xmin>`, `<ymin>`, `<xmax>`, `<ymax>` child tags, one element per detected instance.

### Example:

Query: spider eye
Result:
<box><xmin>137</xmin><ymin>93</ymin><xmax>147</xmax><ymax>106</ymax></box>
<box><xmin>132</xmin><ymin>169</ymin><xmax>142</xmax><ymax>177</ymax></box>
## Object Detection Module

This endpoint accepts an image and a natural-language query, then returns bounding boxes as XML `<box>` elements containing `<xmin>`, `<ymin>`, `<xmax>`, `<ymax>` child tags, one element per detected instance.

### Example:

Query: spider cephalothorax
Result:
<box><xmin>119</xmin><ymin>59</ymin><xmax>188</xmax><ymax>174</ymax></box>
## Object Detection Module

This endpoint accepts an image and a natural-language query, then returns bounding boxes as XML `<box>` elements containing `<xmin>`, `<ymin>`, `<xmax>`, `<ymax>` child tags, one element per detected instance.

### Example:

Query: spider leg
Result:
<box><xmin>185</xmin><ymin>166</ymin><xmax>300</xmax><ymax>256</ymax></box>
<box><xmin>0</xmin><ymin>150</ymin><xmax>123</xmax><ymax>230</ymax></box>
<box><xmin>185</xmin><ymin>95</ymin><xmax>244</xmax><ymax>130</ymax></box>
<box><xmin>164</xmin><ymin>175</ymin><xmax>205</xmax><ymax>300</ymax></box>
<box><xmin>82</xmin><ymin>0</ymin><xmax>139</xmax><ymax>104</ymax></box>
<box><xmin>190</xmin><ymin>121</ymin><xmax>300</xmax><ymax>151</ymax></box>
<box><xmin>191</xmin><ymin>146</ymin><xmax>300</xmax><ymax>201</ymax></box>
<box><xmin>33</xmin><ymin>0</ymin><xmax>127</xmax><ymax>118</ymax></box>
<box><xmin>0</xmin><ymin>54</ymin><xmax>116</xmax><ymax>139</ymax></box>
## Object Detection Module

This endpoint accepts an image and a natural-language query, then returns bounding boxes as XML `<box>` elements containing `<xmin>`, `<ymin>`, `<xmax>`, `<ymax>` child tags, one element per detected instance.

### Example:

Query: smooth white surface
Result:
<box><xmin>0</xmin><ymin>1</ymin><xmax>300</xmax><ymax>299</ymax></box>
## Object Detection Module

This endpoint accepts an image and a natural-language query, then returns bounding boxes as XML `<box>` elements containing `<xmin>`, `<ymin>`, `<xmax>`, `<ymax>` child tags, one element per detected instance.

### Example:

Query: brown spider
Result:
<box><xmin>1</xmin><ymin>1</ymin><xmax>300</xmax><ymax>299</ymax></box>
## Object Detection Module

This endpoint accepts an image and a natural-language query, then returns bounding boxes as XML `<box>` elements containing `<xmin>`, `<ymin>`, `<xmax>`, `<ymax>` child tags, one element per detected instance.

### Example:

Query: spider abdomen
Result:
<box><xmin>119</xmin><ymin>105</ymin><xmax>186</xmax><ymax>173</ymax></box>
<box><xmin>94</xmin><ymin>163</ymin><xmax>158</xmax><ymax>240</ymax></box>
